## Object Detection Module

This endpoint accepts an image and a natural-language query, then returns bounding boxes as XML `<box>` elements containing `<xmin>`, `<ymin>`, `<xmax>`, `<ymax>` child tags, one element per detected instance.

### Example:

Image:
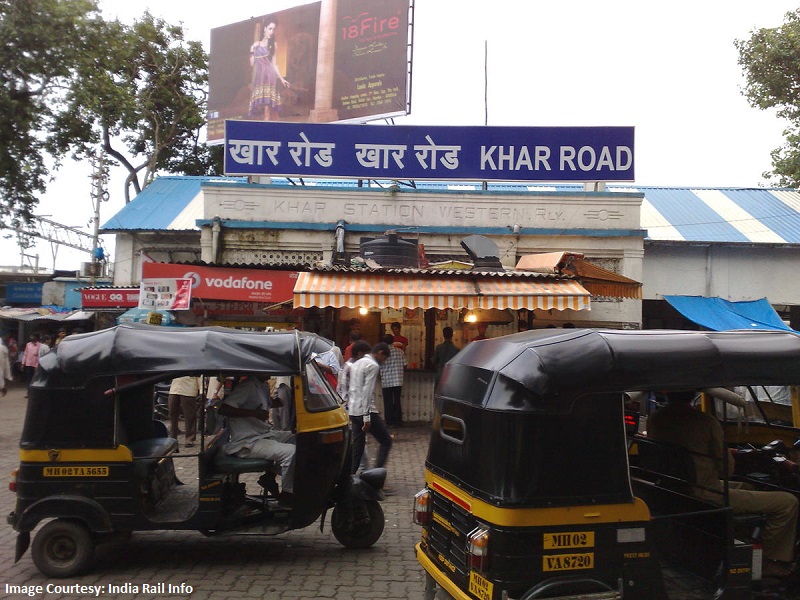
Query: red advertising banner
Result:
<box><xmin>207</xmin><ymin>0</ymin><xmax>411</xmax><ymax>143</ymax></box>
<box><xmin>81</xmin><ymin>288</ymin><xmax>140</xmax><ymax>309</ymax></box>
<box><xmin>139</xmin><ymin>278</ymin><xmax>193</xmax><ymax>310</ymax></box>
<box><xmin>142</xmin><ymin>263</ymin><xmax>300</xmax><ymax>303</ymax></box>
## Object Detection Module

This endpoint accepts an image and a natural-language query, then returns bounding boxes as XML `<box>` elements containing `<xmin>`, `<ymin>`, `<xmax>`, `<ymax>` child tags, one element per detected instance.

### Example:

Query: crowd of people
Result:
<box><xmin>0</xmin><ymin>327</ymin><xmax>81</xmax><ymax>392</ymax></box>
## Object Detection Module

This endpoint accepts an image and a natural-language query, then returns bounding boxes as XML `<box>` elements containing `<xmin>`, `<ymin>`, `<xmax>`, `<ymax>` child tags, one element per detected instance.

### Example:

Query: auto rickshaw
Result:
<box><xmin>8</xmin><ymin>324</ymin><xmax>386</xmax><ymax>577</ymax></box>
<box><xmin>413</xmin><ymin>328</ymin><xmax>800</xmax><ymax>599</ymax></box>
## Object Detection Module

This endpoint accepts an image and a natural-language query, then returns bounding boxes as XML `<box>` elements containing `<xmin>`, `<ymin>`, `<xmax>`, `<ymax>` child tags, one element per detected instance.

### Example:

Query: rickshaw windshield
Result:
<box><xmin>304</xmin><ymin>362</ymin><xmax>341</xmax><ymax>411</ymax></box>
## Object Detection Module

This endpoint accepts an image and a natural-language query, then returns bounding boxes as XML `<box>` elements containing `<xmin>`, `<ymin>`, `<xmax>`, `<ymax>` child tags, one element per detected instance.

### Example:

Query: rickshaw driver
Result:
<box><xmin>217</xmin><ymin>375</ymin><xmax>296</xmax><ymax>503</ymax></box>
<box><xmin>647</xmin><ymin>389</ymin><xmax>799</xmax><ymax>579</ymax></box>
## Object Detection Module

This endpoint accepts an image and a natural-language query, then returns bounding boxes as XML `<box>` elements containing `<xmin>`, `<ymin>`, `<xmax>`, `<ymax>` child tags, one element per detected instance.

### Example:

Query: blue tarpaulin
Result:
<box><xmin>664</xmin><ymin>296</ymin><xmax>795</xmax><ymax>332</ymax></box>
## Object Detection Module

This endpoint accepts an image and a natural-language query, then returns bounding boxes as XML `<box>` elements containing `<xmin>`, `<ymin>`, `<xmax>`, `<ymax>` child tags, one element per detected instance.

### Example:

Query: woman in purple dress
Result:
<box><xmin>249</xmin><ymin>17</ymin><xmax>288</xmax><ymax>120</ymax></box>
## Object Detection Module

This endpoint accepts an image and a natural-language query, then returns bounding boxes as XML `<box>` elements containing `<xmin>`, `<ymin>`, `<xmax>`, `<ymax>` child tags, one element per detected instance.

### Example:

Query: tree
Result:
<box><xmin>736</xmin><ymin>9</ymin><xmax>800</xmax><ymax>186</ymax></box>
<box><xmin>54</xmin><ymin>11</ymin><xmax>220</xmax><ymax>203</ymax></box>
<box><xmin>0</xmin><ymin>2</ymin><xmax>221</xmax><ymax>233</ymax></box>
<box><xmin>0</xmin><ymin>0</ymin><xmax>102</xmax><ymax>229</ymax></box>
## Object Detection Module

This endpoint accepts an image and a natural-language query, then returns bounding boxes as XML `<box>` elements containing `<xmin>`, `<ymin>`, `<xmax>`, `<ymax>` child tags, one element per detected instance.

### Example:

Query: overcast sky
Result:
<box><xmin>8</xmin><ymin>0</ymin><xmax>800</xmax><ymax>272</ymax></box>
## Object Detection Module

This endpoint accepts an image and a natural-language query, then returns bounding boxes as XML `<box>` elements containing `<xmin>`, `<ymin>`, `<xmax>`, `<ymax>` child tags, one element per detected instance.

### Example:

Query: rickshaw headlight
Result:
<box><xmin>8</xmin><ymin>469</ymin><xmax>18</xmax><ymax>493</ymax></box>
<box><xmin>467</xmin><ymin>525</ymin><xmax>491</xmax><ymax>572</ymax></box>
<box><xmin>413</xmin><ymin>489</ymin><xmax>432</xmax><ymax>526</ymax></box>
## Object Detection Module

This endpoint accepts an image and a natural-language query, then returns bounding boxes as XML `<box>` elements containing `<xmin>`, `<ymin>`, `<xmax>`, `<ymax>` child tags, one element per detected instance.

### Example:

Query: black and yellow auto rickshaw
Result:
<box><xmin>8</xmin><ymin>324</ymin><xmax>386</xmax><ymax>577</ymax></box>
<box><xmin>413</xmin><ymin>328</ymin><xmax>800</xmax><ymax>599</ymax></box>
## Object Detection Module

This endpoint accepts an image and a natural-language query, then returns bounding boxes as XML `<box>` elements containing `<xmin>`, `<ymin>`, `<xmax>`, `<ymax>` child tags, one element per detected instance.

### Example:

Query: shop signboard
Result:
<box><xmin>142</xmin><ymin>263</ymin><xmax>299</xmax><ymax>303</ymax></box>
<box><xmin>81</xmin><ymin>288</ymin><xmax>140</xmax><ymax>309</ymax></box>
<box><xmin>5</xmin><ymin>282</ymin><xmax>44</xmax><ymax>305</ymax></box>
<box><xmin>207</xmin><ymin>0</ymin><xmax>411</xmax><ymax>143</ymax></box>
<box><xmin>224</xmin><ymin>121</ymin><xmax>635</xmax><ymax>182</ymax></box>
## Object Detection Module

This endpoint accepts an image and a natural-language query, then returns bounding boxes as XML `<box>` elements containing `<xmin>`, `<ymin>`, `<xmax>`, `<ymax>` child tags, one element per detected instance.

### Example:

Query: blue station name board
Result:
<box><xmin>224</xmin><ymin>121</ymin><xmax>634</xmax><ymax>182</ymax></box>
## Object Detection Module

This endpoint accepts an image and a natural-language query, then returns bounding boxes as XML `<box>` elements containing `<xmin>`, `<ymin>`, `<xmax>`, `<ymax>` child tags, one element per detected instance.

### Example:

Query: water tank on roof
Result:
<box><xmin>360</xmin><ymin>231</ymin><xmax>419</xmax><ymax>268</ymax></box>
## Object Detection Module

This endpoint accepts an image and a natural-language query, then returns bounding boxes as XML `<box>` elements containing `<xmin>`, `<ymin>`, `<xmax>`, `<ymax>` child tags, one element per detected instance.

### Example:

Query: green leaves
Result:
<box><xmin>0</xmin><ymin>1</ymin><xmax>220</xmax><ymax>228</ymax></box>
<box><xmin>737</xmin><ymin>9</ymin><xmax>800</xmax><ymax>186</ymax></box>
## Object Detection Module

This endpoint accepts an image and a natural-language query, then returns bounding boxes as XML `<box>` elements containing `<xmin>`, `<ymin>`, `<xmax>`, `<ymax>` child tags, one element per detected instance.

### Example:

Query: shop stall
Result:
<box><xmin>293</xmin><ymin>266</ymin><xmax>593</xmax><ymax>421</ymax></box>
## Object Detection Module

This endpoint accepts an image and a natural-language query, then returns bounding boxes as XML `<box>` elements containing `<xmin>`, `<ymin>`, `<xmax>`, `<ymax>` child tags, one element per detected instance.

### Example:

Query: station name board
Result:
<box><xmin>224</xmin><ymin>121</ymin><xmax>634</xmax><ymax>182</ymax></box>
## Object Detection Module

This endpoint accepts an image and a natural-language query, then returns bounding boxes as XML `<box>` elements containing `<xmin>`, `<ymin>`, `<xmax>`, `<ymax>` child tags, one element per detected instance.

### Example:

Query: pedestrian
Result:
<box><xmin>21</xmin><ymin>333</ymin><xmax>41</xmax><ymax>384</ymax></box>
<box><xmin>380</xmin><ymin>334</ymin><xmax>406</xmax><ymax>427</ymax></box>
<box><xmin>0</xmin><ymin>336</ymin><xmax>13</xmax><ymax>396</ymax></box>
<box><xmin>343</xmin><ymin>319</ymin><xmax>362</xmax><ymax>361</ymax></box>
<box><xmin>168</xmin><ymin>375</ymin><xmax>203</xmax><ymax>448</ymax></box>
<box><xmin>348</xmin><ymin>341</ymin><xmax>393</xmax><ymax>473</ymax></box>
<box><xmin>390</xmin><ymin>321</ymin><xmax>408</xmax><ymax>350</ymax></box>
<box><xmin>38</xmin><ymin>334</ymin><xmax>52</xmax><ymax>359</ymax></box>
<box><xmin>54</xmin><ymin>328</ymin><xmax>67</xmax><ymax>346</ymax></box>
<box><xmin>315</xmin><ymin>330</ymin><xmax>343</xmax><ymax>388</ymax></box>
<box><xmin>432</xmin><ymin>326</ymin><xmax>460</xmax><ymax>389</ymax></box>
<box><xmin>472</xmin><ymin>322</ymin><xmax>489</xmax><ymax>342</ymax></box>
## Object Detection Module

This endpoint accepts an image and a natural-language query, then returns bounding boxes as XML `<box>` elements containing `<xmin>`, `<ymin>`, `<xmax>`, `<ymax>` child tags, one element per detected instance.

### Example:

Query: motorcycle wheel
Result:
<box><xmin>331</xmin><ymin>500</ymin><xmax>385</xmax><ymax>549</ymax></box>
<box><xmin>31</xmin><ymin>519</ymin><xmax>95</xmax><ymax>578</ymax></box>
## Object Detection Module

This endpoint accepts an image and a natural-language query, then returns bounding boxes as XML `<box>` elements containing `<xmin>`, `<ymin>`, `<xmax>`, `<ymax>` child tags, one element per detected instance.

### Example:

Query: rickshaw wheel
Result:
<box><xmin>331</xmin><ymin>500</ymin><xmax>385</xmax><ymax>548</ymax></box>
<box><xmin>31</xmin><ymin>519</ymin><xmax>94</xmax><ymax>578</ymax></box>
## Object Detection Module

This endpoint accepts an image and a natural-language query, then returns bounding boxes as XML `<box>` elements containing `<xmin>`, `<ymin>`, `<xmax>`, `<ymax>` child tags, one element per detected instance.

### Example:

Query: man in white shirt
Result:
<box><xmin>218</xmin><ymin>375</ymin><xmax>296</xmax><ymax>500</ymax></box>
<box><xmin>347</xmin><ymin>342</ymin><xmax>393</xmax><ymax>473</ymax></box>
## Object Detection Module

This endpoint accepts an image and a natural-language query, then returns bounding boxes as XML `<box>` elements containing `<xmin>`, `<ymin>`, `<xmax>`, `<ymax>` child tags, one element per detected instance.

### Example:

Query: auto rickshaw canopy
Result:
<box><xmin>442</xmin><ymin>328</ymin><xmax>800</xmax><ymax>412</ymax></box>
<box><xmin>33</xmin><ymin>323</ymin><xmax>333</xmax><ymax>388</ymax></box>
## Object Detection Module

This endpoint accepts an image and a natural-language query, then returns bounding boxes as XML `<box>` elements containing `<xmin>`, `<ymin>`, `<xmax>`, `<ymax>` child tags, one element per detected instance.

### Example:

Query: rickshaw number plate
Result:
<box><xmin>542</xmin><ymin>531</ymin><xmax>595</xmax><ymax>549</ymax></box>
<box><xmin>542</xmin><ymin>552</ymin><xmax>594</xmax><ymax>572</ymax></box>
<box><xmin>468</xmin><ymin>572</ymin><xmax>493</xmax><ymax>600</ymax></box>
<box><xmin>43</xmin><ymin>466</ymin><xmax>109</xmax><ymax>477</ymax></box>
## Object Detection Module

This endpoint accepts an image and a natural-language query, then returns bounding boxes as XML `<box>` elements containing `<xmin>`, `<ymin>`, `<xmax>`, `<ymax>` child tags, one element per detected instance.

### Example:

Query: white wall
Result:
<box><xmin>644</xmin><ymin>244</ymin><xmax>800</xmax><ymax>305</ymax></box>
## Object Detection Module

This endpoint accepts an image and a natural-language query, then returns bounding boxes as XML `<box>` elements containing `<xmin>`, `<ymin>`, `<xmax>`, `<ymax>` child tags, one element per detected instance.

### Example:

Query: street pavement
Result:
<box><xmin>0</xmin><ymin>381</ymin><xmax>431</xmax><ymax>599</ymax></box>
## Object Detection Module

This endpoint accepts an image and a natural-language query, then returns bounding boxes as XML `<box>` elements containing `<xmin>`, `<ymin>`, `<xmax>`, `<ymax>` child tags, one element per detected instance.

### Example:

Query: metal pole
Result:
<box><xmin>89</xmin><ymin>152</ymin><xmax>109</xmax><ymax>285</ymax></box>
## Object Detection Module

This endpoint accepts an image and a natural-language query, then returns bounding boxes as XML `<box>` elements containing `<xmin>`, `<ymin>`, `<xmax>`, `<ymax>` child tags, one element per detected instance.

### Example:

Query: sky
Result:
<box><xmin>6</xmin><ymin>0</ymin><xmax>800</xmax><ymax>273</ymax></box>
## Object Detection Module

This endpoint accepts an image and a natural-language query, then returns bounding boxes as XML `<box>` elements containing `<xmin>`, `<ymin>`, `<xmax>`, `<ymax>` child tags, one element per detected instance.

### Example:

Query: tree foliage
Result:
<box><xmin>0</xmin><ymin>0</ymin><xmax>102</xmax><ymax>228</ymax></box>
<box><xmin>736</xmin><ymin>9</ymin><xmax>800</xmax><ymax>186</ymax></box>
<box><xmin>0</xmin><ymin>1</ymin><xmax>221</xmax><ymax>230</ymax></box>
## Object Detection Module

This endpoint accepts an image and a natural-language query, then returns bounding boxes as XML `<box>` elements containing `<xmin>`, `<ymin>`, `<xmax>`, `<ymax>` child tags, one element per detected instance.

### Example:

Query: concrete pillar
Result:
<box><xmin>309</xmin><ymin>0</ymin><xmax>339</xmax><ymax>123</ymax></box>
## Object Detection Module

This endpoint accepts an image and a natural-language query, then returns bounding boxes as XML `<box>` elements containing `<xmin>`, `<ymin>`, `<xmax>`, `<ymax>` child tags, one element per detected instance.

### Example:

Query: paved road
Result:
<box><xmin>0</xmin><ymin>381</ymin><xmax>430</xmax><ymax>599</ymax></box>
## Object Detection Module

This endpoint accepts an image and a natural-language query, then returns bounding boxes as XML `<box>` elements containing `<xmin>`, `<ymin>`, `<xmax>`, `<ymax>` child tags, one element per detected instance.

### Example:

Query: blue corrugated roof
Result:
<box><xmin>102</xmin><ymin>176</ymin><xmax>800</xmax><ymax>244</ymax></box>
<box><xmin>101</xmin><ymin>176</ymin><xmax>244</xmax><ymax>231</ymax></box>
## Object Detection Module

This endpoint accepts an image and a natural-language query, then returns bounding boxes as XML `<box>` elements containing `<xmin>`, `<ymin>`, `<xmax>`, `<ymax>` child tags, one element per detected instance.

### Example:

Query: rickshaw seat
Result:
<box><xmin>200</xmin><ymin>436</ymin><xmax>276</xmax><ymax>475</ymax></box>
<box><xmin>212</xmin><ymin>451</ymin><xmax>274</xmax><ymax>475</ymax></box>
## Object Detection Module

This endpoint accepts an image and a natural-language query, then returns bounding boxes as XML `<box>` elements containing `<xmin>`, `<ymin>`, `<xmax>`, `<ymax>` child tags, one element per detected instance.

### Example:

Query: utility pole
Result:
<box><xmin>88</xmin><ymin>151</ymin><xmax>110</xmax><ymax>285</ymax></box>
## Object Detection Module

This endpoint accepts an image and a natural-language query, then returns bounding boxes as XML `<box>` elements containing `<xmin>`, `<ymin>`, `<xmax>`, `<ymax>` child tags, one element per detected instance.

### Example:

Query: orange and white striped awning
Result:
<box><xmin>293</xmin><ymin>271</ymin><xmax>591</xmax><ymax>311</ymax></box>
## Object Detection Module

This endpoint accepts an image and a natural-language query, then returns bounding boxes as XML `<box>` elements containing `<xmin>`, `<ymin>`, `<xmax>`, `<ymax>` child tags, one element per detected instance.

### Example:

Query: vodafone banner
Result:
<box><xmin>142</xmin><ymin>263</ymin><xmax>299</xmax><ymax>303</ymax></box>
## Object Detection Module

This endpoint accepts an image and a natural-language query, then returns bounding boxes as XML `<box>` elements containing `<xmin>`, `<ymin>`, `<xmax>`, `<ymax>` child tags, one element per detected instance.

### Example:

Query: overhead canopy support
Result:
<box><xmin>516</xmin><ymin>252</ymin><xmax>642</xmax><ymax>300</ymax></box>
<box><xmin>293</xmin><ymin>271</ymin><xmax>591</xmax><ymax>311</ymax></box>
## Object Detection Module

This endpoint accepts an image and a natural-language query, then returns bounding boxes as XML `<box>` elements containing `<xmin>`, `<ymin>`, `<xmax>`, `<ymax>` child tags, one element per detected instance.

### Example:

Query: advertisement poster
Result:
<box><xmin>207</xmin><ymin>0</ymin><xmax>411</xmax><ymax>143</ymax></box>
<box><xmin>138</xmin><ymin>279</ymin><xmax>193</xmax><ymax>310</ymax></box>
<box><xmin>332</xmin><ymin>0</ymin><xmax>409</xmax><ymax>120</ymax></box>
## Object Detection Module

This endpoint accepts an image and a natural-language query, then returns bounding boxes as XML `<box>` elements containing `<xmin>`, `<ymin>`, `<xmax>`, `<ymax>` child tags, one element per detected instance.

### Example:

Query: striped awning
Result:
<box><xmin>293</xmin><ymin>271</ymin><xmax>591</xmax><ymax>311</ymax></box>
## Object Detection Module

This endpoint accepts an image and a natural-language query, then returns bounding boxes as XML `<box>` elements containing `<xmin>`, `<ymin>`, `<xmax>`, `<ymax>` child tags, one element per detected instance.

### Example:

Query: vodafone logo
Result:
<box><xmin>183</xmin><ymin>272</ymin><xmax>202</xmax><ymax>289</ymax></box>
<box><xmin>202</xmin><ymin>275</ymin><xmax>273</xmax><ymax>290</ymax></box>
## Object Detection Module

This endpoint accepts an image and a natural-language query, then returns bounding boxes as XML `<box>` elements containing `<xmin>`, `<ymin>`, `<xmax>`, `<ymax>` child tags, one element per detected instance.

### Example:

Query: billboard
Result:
<box><xmin>142</xmin><ymin>263</ymin><xmax>299</xmax><ymax>303</ymax></box>
<box><xmin>224</xmin><ymin>121</ymin><xmax>635</xmax><ymax>182</ymax></box>
<box><xmin>208</xmin><ymin>0</ymin><xmax>411</xmax><ymax>143</ymax></box>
